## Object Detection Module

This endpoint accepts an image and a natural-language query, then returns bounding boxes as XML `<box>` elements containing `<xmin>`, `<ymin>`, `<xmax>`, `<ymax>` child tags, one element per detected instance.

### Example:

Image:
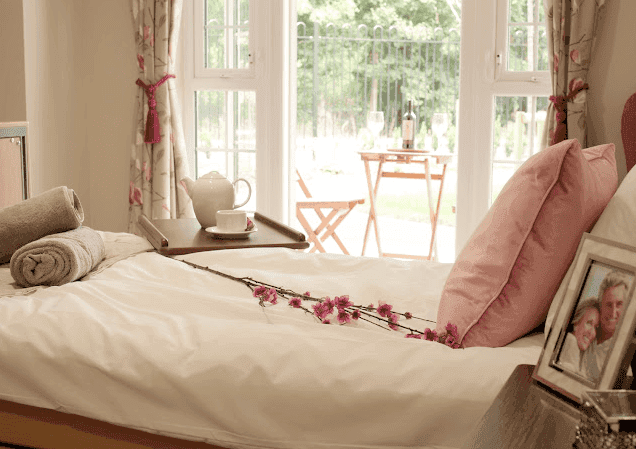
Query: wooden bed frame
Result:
<box><xmin>0</xmin><ymin>399</ymin><xmax>228</xmax><ymax>449</ymax></box>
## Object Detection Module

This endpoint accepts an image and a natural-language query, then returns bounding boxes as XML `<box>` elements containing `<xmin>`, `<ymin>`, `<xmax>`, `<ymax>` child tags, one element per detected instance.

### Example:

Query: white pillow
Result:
<box><xmin>545</xmin><ymin>164</ymin><xmax>636</xmax><ymax>336</ymax></box>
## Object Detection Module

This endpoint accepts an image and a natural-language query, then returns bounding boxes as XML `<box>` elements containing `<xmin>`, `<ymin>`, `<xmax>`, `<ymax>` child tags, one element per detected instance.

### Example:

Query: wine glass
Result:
<box><xmin>367</xmin><ymin>111</ymin><xmax>384</xmax><ymax>150</ymax></box>
<box><xmin>431</xmin><ymin>113</ymin><xmax>449</xmax><ymax>152</ymax></box>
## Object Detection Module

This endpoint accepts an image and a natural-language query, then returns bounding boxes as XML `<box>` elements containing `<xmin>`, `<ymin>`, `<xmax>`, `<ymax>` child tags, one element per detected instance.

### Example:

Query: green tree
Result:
<box><xmin>296</xmin><ymin>0</ymin><xmax>461</xmax><ymax>145</ymax></box>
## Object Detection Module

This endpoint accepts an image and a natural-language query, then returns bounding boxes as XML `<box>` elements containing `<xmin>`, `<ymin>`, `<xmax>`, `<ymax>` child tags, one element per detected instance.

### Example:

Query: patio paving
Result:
<box><xmin>292</xmin><ymin>209</ymin><xmax>457</xmax><ymax>263</ymax></box>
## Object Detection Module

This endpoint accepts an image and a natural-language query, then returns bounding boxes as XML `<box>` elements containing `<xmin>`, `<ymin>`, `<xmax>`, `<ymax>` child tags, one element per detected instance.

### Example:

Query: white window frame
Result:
<box><xmin>193</xmin><ymin>0</ymin><xmax>255</xmax><ymax>78</ymax></box>
<box><xmin>183</xmin><ymin>0</ymin><xmax>293</xmax><ymax>222</ymax></box>
<box><xmin>456</xmin><ymin>0</ymin><xmax>551</xmax><ymax>256</ymax></box>
<box><xmin>494</xmin><ymin>0</ymin><xmax>550</xmax><ymax>83</ymax></box>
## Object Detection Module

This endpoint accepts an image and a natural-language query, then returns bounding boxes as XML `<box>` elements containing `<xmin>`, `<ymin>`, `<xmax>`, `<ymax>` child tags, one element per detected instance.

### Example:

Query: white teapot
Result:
<box><xmin>181</xmin><ymin>171</ymin><xmax>252</xmax><ymax>228</ymax></box>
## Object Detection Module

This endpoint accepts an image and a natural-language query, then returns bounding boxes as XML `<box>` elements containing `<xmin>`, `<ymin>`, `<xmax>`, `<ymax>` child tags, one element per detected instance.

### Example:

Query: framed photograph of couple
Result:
<box><xmin>534</xmin><ymin>233</ymin><xmax>636</xmax><ymax>403</ymax></box>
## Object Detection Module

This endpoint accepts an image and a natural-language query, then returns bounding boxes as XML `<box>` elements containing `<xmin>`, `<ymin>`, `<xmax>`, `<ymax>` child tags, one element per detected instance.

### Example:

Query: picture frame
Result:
<box><xmin>0</xmin><ymin>122</ymin><xmax>30</xmax><ymax>209</ymax></box>
<box><xmin>533</xmin><ymin>233</ymin><xmax>636</xmax><ymax>403</ymax></box>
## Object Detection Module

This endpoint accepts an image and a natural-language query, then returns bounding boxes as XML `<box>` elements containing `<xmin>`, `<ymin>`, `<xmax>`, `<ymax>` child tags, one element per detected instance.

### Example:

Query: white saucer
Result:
<box><xmin>205</xmin><ymin>226</ymin><xmax>257</xmax><ymax>239</ymax></box>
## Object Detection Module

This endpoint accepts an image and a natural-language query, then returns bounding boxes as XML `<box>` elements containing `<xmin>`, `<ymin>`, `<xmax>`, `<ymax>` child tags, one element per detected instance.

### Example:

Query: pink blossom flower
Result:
<box><xmin>570</xmin><ymin>48</ymin><xmax>580</xmax><ymax>64</ymax></box>
<box><xmin>553</xmin><ymin>52</ymin><xmax>559</xmax><ymax>73</ymax></box>
<box><xmin>335</xmin><ymin>295</ymin><xmax>353</xmax><ymax>310</ymax></box>
<box><xmin>288</xmin><ymin>297</ymin><xmax>302</xmax><ymax>308</ymax></box>
<box><xmin>304</xmin><ymin>291</ymin><xmax>311</xmax><ymax>297</ymax></box>
<box><xmin>145</xmin><ymin>165</ymin><xmax>152</xmax><ymax>181</ymax></box>
<box><xmin>387</xmin><ymin>313</ymin><xmax>399</xmax><ymax>330</ymax></box>
<box><xmin>404</xmin><ymin>312</ymin><xmax>413</xmax><ymax>319</ymax></box>
<box><xmin>423</xmin><ymin>328</ymin><xmax>438</xmax><ymax>341</ymax></box>
<box><xmin>322</xmin><ymin>319</ymin><xmax>331</xmax><ymax>324</ymax></box>
<box><xmin>143</xmin><ymin>25</ymin><xmax>150</xmax><ymax>40</ymax></box>
<box><xmin>569</xmin><ymin>77</ymin><xmax>585</xmax><ymax>94</ymax></box>
<box><xmin>445</xmin><ymin>322</ymin><xmax>458</xmax><ymax>337</ymax></box>
<box><xmin>337</xmin><ymin>310</ymin><xmax>351</xmax><ymax>324</ymax></box>
<box><xmin>444</xmin><ymin>335</ymin><xmax>458</xmax><ymax>348</ymax></box>
<box><xmin>149</xmin><ymin>34</ymin><xmax>154</xmax><ymax>47</ymax></box>
<box><xmin>266</xmin><ymin>288</ymin><xmax>278</xmax><ymax>304</ymax></box>
<box><xmin>253</xmin><ymin>286</ymin><xmax>268</xmax><ymax>297</ymax></box>
<box><xmin>405</xmin><ymin>334</ymin><xmax>422</xmax><ymax>339</ymax></box>
<box><xmin>351</xmin><ymin>310</ymin><xmax>361</xmax><ymax>320</ymax></box>
<box><xmin>377</xmin><ymin>302</ymin><xmax>393</xmax><ymax>317</ymax></box>
<box><xmin>312</xmin><ymin>303</ymin><xmax>330</xmax><ymax>320</ymax></box>
<box><xmin>367</xmin><ymin>303</ymin><xmax>375</xmax><ymax>310</ymax></box>
<box><xmin>137</xmin><ymin>54</ymin><xmax>145</xmax><ymax>70</ymax></box>
<box><xmin>322</xmin><ymin>297</ymin><xmax>335</xmax><ymax>315</ymax></box>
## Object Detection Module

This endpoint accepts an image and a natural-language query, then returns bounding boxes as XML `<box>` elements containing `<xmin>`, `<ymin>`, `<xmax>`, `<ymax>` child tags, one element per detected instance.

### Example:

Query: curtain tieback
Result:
<box><xmin>136</xmin><ymin>74</ymin><xmax>175</xmax><ymax>144</ymax></box>
<box><xmin>548</xmin><ymin>82</ymin><xmax>589</xmax><ymax>145</ymax></box>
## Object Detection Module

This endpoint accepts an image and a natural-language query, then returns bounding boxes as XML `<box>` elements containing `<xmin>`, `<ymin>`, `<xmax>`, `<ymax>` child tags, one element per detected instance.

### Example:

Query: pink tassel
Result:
<box><xmin>145</xmin><ymin>107</ymin><xmax>161</xmax><ymax>143</ymax></box>
<box><xmin>136</xmin><ymin>74</ymin><xmax>175</xmax><ymax>144</ymax></box>
<box><xmin>548</xmin><ymin>82</ymin><xmax>588</xmax><ymax>146</ymax></box>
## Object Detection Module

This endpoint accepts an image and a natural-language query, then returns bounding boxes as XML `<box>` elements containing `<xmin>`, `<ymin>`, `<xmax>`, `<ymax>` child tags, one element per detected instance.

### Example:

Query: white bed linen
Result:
<box><xmin>0</xmin><ymin>240</ymin><xmax>543</xmax><ymax>449</ymax></box>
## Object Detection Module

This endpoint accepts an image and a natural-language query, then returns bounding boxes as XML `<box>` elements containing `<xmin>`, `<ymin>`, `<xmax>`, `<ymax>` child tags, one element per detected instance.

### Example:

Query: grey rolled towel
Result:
<box><xmin>10</xmin><ymin>227</ymin><xmax>105</xmax><ymax>287</ymax></box>
<box><xmin>0</xmin><ymin>186</ymin><xmax>84</xmax><ymax>264</ymax></box>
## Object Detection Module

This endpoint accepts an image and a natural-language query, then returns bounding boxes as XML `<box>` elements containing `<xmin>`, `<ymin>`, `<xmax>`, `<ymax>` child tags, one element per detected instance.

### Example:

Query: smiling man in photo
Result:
<box><xmin>582</xmin><ymin>271</ymin><xmax>631</xmax><ymax>383</ymax></box>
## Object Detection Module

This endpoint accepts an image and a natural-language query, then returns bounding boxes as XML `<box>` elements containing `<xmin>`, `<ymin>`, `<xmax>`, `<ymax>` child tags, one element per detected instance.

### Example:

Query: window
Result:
<box><xmin>456</xmin><ymin>0</ymin><xmax>551</xmax><ymax>254</ymax></box>
<box><xmin>183</xmin><ymin>0</ymin><xmax>292</xmax><ymax>220</ymax></box>
<box><xmin>495</xmin><ymin>0</ymin><xmax>549</xmax><ymax>81</ymax></box>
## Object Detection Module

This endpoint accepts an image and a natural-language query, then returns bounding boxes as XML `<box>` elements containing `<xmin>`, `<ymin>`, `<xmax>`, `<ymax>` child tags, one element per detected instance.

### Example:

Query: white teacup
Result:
<box><xmin>216</xmin><ymin>210</ymin><xmax>247</xmax><ymax>232</ymax></box>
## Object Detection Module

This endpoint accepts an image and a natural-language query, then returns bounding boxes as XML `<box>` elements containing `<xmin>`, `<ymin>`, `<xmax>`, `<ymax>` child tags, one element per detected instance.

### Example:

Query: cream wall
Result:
<box><xmin>22</xmin><ymin>0</ymin><xmax>135</xmax><ymax>231</ymax></box>
<box><xmin>15</xmin><ymin>0</ymin><xmax>636</xmax><ymax>233</ymax></box>
<box><xmin>587</xmin><ymin>0</ymin><xmax>636</xmax><ymax>182</ymax></box>
<box><xmin>0</xmin><ymin>0</ymin><xmax>27</xmax><ymax>122</ymax></box>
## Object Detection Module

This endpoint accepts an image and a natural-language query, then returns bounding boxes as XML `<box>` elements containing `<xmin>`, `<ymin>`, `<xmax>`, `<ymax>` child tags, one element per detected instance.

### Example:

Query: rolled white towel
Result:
<box><xmin>0</xmin><ymin>186</ymin><xmax>84</xmax><ymax>264</ymax></box>
<box><xmin>10</xmin><ymin>227</ymin><xmax>105</xmax><ymax>287</ymax></box>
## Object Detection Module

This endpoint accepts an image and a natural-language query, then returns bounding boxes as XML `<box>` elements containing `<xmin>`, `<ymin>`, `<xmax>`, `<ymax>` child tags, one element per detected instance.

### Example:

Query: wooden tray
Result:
<box><xmin>138</xmin><ymin>212</ymin><xmax>309</xmax><ymax>256</ymax></box>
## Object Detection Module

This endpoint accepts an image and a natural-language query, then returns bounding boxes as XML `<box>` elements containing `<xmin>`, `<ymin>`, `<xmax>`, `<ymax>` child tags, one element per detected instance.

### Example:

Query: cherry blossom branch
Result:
<box><xmin>177</xmin><ymin>259</ymin><xmax>460</xmax><ymax>348</ymax></box>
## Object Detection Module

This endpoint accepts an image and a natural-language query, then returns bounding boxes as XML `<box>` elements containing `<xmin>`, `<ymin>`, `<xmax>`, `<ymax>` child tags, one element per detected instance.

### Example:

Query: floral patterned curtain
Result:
<box><xmin>128</xmin><ymin>0</ymin><xmax>194</xmax><ymax>234</ymax></box>
<box><xmin>541</xmin><ymin>0</ymin><xmax>607</xmax><ymax>149</ymax></box>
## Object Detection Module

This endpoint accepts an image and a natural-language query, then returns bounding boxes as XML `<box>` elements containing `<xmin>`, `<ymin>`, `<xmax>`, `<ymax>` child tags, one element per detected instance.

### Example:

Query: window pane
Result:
<box><xmin>205</xmin><ymin>0</ymin><xmax>250</xmax><ymax>69</ymax></box>
<box><xmin>492</xmin><ymin>96</ymin><xmax>549</xmax><ymax>203</ymax></box>
<box><xmin>508</xmin><ymin>0</ymin><xmax>531</xmax><ymax>23</ymax></box>
<box><xmin>507</xmin><ymin>0</ymin><xmax>546</xmax><ymax>72</ymax></box>
<box><xmin>195</xmin><ymin>89</ymin><xmax>256</xmax><ymax>209</ymax></box>
<box><xmin>195</xmin><ymin>90</ymin><xmax>256</xmax><ymax>150</ymax></box>
<box><xmin>508</xmin><ymin>25</ymin><xmax>546</xmax><ymax>71</ymax></box>
<box><xmin>509</xmin><ymin>0</ymin><xmax>543</xmax><ymax>23</ymax></box>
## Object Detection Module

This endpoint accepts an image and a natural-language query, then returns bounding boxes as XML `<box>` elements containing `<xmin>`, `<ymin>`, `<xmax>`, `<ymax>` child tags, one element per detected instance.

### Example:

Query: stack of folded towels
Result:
<box><xmin>0</xmin><ymin>186</ymin><xmax>105</xmax><ymax>287</ymax></box>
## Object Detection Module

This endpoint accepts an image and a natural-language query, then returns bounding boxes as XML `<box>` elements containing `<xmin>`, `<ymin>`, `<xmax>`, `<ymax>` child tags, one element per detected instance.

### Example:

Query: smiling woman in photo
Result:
<box><xmin>559</xmin><ymin>297</ymin><xmax>601</xmax><ymax>374</ymax></box>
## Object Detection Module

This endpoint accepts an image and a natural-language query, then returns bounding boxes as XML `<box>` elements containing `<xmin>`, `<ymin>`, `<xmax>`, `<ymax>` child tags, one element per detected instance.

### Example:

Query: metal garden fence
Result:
<box><xmin>296</xmin><ymin>22</ymin><xmax>460</xmax><ymax>163</ymax></box>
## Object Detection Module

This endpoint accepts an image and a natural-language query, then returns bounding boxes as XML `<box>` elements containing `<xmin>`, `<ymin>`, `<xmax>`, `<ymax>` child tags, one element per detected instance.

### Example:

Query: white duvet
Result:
<box><xmin>0</xmin><ymin>232</ymin><xmax>543</xmax><ymax>449</ymax></box>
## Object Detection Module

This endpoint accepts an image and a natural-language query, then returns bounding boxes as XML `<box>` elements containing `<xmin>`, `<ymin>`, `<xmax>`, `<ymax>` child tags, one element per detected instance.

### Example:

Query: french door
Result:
<box><xmin>455</xmin><ymin>0</ymin><xmax>551</xmax><ymax>254</ymax></box>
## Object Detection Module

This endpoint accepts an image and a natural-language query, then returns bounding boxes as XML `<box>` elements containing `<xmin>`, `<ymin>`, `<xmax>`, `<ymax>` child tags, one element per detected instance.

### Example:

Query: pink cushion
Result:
<box><xmin>437</xmin><ymin>139</ymin><xmax>617</xmax><ymax>348</ymax></box>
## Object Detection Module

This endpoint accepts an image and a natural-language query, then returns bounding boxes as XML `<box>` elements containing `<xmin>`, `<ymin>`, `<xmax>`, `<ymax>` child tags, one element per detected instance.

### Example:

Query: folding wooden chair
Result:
<box><xmin>295</xmin><ymin>169</ymin><xmax>365</xmax><ymax>255</ymax></box>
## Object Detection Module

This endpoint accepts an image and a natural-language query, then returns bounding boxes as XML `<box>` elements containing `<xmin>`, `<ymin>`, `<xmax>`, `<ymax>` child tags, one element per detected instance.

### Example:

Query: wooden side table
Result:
<box><xmin>461</xmin><ymin>364</ymin><xmax>582</xmax><ymax>449</ymax></box>
<box><xmin>358</xmin><ymin>150</ymin><xmax>453</xmax><ymax>261</ymax></box>
<box><xmin>138</xmin><ymin>212</ymin><xmax>310</xmax><ymax>256</ymax></box>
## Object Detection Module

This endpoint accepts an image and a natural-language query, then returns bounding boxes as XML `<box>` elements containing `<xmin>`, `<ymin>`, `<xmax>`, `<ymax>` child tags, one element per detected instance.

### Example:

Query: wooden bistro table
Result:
<box><xmin>358</xmin><ymin>149</ymin><xmax>453</xmax><ymax>261</ymax></box>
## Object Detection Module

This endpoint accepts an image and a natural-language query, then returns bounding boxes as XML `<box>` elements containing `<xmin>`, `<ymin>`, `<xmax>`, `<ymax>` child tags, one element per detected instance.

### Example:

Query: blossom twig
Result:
<box><xmin>177</xmin><ymin>259</ymin><xmax>461</xmax><ymax>348</ymax></box>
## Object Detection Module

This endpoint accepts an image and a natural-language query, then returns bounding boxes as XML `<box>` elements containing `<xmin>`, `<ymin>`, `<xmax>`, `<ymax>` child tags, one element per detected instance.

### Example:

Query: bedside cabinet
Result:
<box><xmin>462</xmin><ymin>364</ymin><xmax>582</xmax><ymax>449</ymax></box>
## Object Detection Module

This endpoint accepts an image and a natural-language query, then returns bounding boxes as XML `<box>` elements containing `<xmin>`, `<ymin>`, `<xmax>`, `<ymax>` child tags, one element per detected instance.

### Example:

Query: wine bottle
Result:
<box><xmin>402</xmin><ymin>100</ymin><xmax>416</xmax><ymax>150</ymax></box>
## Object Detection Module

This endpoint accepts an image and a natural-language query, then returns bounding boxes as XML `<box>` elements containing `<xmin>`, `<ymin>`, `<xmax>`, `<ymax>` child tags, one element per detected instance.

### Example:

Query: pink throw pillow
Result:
<box><xmin>437</xmin><ymin>139</ymin><xmax>617</xmax><ymax>347</ymax></box>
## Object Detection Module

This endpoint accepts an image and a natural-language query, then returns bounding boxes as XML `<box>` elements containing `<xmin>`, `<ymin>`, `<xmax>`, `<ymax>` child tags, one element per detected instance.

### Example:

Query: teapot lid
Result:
<box><xmin>199</xmin><ymin>171</ymin><xmax>225</xmax><ymax>180</ymax></box>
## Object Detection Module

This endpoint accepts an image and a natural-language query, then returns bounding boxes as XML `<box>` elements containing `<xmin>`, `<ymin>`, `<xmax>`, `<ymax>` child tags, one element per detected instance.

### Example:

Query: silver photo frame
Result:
<box><xmin>534</xmin><ymin>233</ymin><xmax>636</xmax><ymax>403</ymax></box>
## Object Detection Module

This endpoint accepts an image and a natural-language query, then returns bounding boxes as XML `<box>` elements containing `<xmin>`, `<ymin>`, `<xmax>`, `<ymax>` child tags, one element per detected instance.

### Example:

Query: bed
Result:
<box><xmin>0</xmin><ymin>229</ymin><xmax>545</xmax><ymax>449</ymax></box>
<box><xmin>0</xmin><ymin>138</ymin><xmax>625</xmax><ymax>449</ymax></box>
